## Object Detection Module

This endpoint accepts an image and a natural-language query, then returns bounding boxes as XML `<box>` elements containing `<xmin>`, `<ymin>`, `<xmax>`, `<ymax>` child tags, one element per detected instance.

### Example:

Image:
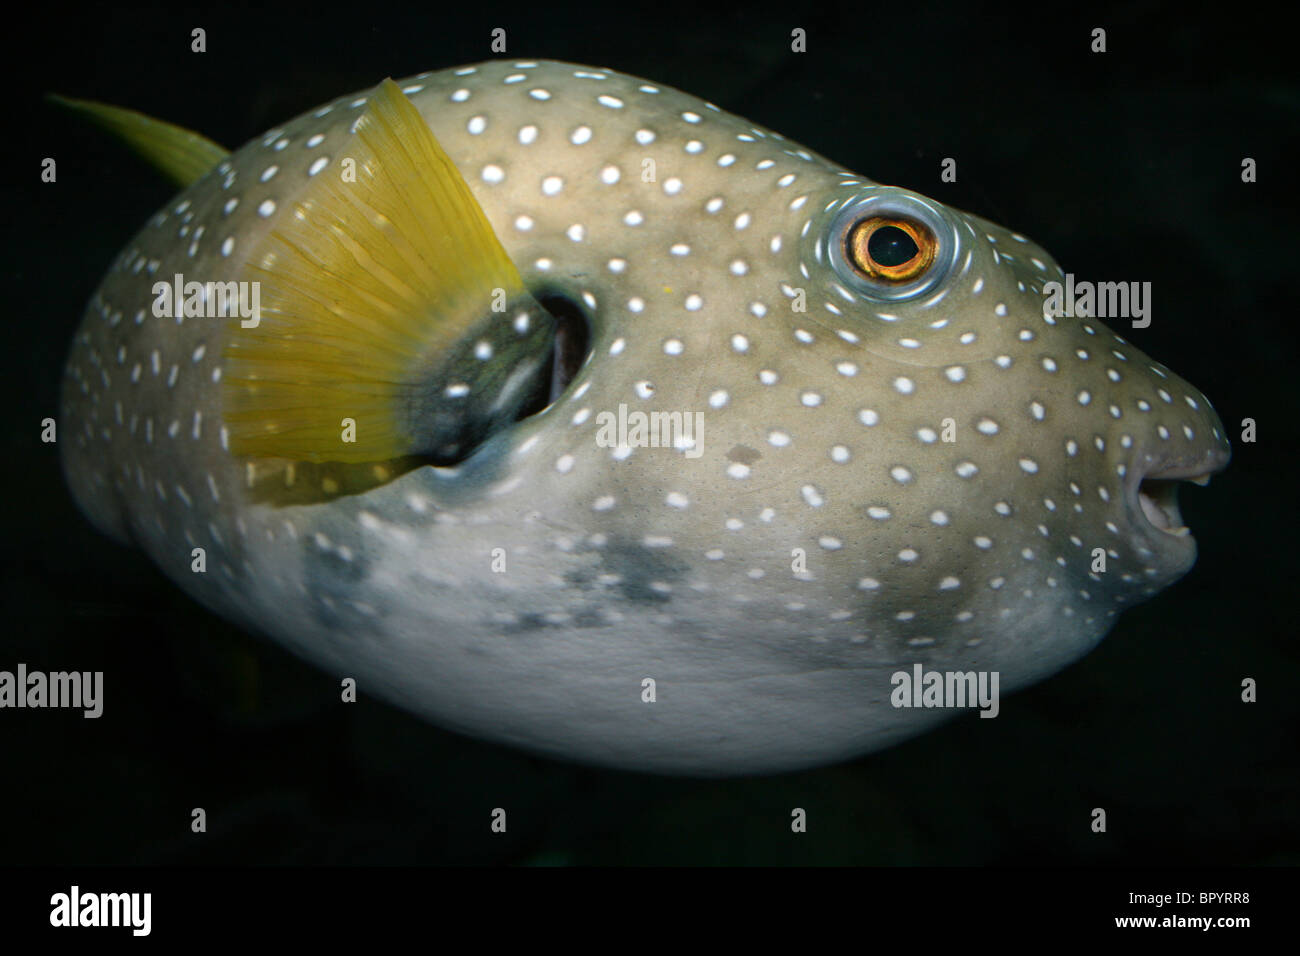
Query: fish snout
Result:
<box><xmin>1122</xmin><ymin>382</ymin><xmax>1230</xmax><ymax>571</ymax></box>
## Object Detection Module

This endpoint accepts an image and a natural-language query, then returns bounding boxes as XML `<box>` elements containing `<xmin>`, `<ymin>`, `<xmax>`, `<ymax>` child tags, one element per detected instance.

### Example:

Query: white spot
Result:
<box><xmin>801</xmin><ymin>485</ymin><xmax>825</xmax><ymax>507</ymax></box>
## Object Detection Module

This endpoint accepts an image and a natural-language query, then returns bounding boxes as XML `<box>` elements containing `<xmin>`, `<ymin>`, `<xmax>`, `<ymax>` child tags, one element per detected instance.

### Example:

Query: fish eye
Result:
<box><xmin>829</xmin><ymin>192</ymin><xmax>960</xmax><ymax>301</ymax></box>
<box><xmin>847</xmin><ymin>218</ymin><xmax>934</xmax><ymax>281</ymax></box>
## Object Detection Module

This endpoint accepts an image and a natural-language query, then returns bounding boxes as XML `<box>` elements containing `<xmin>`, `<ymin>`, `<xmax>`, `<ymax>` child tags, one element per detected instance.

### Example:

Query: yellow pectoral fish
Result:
<box><xmin>59</xmin><ymin>61</ymin><xmax>1229</xmax><ymax>775</ymax></box>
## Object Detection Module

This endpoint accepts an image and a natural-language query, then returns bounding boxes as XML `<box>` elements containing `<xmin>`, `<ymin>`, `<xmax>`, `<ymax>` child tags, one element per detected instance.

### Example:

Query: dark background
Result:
<box><xmin>3</xmin><ymin>0</ymin><xmax>1296</xmax><ymax>865</ymax></box>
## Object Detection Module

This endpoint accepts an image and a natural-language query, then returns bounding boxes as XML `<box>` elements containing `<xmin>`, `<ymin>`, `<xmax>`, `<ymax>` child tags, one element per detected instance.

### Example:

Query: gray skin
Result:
<box><xmin>61</xmin><ymin>60</ymin><xmax>1229</xmax><ymax>775</ymax></box>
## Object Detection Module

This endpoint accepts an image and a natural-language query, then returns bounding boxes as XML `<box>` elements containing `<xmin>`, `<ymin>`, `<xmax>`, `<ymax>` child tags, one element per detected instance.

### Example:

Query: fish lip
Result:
<box><xmin>1125</xmin><ymin>443</ymin><xmax>1231</xmax><ymax>549</ymax></box>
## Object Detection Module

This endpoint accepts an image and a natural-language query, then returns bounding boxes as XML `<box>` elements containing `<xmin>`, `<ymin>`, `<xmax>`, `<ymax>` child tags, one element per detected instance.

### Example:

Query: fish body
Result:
<box><xmin>61</xmin><ymin>60</ymin><xmax>1229</xmax><ymax>775</ymax></box>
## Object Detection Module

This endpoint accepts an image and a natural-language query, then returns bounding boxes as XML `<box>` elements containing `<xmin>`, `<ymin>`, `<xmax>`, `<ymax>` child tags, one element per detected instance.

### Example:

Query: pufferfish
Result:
<box><xmin>59</xmin><ymin>60</ymin><xmax>1229</xmax><ymax>776</ymax></box>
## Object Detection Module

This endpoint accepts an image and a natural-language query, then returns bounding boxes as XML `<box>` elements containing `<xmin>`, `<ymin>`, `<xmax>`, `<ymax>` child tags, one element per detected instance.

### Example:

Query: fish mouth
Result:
<box><xmin>1129</xmin><ymin>447</ymin><xmax>1229</xmax><ymax>545</ymax></box>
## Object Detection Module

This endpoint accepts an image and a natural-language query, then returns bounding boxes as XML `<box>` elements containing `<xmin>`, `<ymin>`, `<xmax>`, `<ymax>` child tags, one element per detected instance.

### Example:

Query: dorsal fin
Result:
<box><xmin>47</xmin><ymin>93</ymin><xmax>228</xmax><ymax>187</ymax></box>
<box><xmin>221</xmin><ymin>78</ymin><xmax>554</xmax><ymax>484</ymax></box>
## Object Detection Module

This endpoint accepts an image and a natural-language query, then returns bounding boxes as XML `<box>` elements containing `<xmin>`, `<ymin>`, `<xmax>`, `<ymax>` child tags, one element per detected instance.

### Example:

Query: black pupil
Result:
<box><xmin>868</xmin><ymin>225</ymin><xmax>918</xmax><ymax>267</ymax></box>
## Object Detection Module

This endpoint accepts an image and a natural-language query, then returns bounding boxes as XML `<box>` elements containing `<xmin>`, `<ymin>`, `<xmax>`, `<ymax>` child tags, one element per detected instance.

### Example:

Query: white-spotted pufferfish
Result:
<box><xmin>59</xmin><ymin>60</ymin><xmax>1230</xmax><ymax>775</ymax></box>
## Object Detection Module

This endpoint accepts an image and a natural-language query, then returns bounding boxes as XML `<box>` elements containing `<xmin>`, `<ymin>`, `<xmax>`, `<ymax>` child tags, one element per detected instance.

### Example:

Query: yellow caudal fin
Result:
<box><xmin>221</xmin><ymin>78</ymin><xmax>554</xmax><ymax>474</ymax></box>
<box><xmin>48</xmin><ymin>93</ymin><xmax>228</xmax><ymax>187</ymax></box>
